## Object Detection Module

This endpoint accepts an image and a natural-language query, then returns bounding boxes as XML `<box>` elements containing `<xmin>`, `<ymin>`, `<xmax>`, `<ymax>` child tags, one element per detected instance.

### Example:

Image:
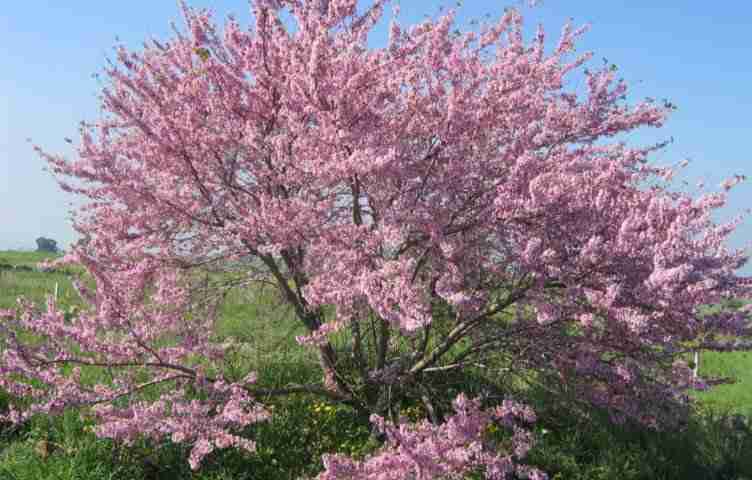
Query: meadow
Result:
<box><xmin>1</xmin><ymin>250</ymin><xmax>751</xmax><ymax>479</ymax></box>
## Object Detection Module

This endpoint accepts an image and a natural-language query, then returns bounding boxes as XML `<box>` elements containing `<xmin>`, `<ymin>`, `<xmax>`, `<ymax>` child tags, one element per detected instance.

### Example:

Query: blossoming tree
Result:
<box><xmin>1</xmin><ymin>0</ymin><xmax>750</xmax><ymax>475</ymax></box>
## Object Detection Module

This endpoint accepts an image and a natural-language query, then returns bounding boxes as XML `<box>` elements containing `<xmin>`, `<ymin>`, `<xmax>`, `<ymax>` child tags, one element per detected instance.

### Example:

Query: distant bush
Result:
<box><xmin>35</xmin><ymin>237</ymin><xmax>58</xmax><ymax>253</ymax></box>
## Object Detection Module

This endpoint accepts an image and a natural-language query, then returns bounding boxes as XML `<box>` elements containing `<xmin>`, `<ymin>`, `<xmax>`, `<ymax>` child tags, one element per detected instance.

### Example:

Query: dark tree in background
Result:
<box><xmin>35</xmin><ymin>237</ymin><xmax>58</xmax><ymax>253</ymax></box>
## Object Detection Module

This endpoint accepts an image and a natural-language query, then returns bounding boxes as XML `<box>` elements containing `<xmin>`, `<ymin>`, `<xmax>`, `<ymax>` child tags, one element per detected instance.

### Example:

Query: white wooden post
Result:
<box><xmin>692</xmin><ymin>350</ymin><xmax>700</xmax><ymax>380</ymax></box>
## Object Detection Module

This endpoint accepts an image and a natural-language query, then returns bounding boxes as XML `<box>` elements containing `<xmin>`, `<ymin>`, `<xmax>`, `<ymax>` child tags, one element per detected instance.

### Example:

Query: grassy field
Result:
<box><xmin>0</xmin><ymin>250</ymin><xmax>62</xmax><ymax>268</ymax></box>
<box><xmin>695</xmin><ymin>350</ymin><xmax>752</xmax><ymax>416</ymax></box>
<box><xmin>0</xmin><ymin>254</ymin><xmax>80</xmax><ymax>311</ymax></box>
<box><xmin>0</xmin><ymin>250</ymin><xmax>751</xmax><ymax>479</ymax></box>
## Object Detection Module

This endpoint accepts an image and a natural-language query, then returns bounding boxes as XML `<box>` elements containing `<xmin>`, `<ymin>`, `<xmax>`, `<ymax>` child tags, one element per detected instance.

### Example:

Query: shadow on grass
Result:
<box><xmin>525</xmin><ymin>395</ymin><xmax>752</xmax><ymax>480</ymax></box>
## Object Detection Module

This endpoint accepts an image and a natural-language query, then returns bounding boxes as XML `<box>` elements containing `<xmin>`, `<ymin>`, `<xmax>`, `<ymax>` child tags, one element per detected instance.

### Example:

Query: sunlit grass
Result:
<box><xmin>694</xmin><ymin>350</ymin><xmax>752</xmax><ymax>416</ymax></box>
<box><xmin>0</xmin><ymin>250</ymin><xmax>61</xmax><ymax>268</ymax></box>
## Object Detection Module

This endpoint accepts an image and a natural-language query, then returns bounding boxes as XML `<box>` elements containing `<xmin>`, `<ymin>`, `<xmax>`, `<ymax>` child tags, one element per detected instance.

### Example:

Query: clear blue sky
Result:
<box><xmin>2</xmin><ymin>1</ymin><xmax>751</xmax><ymax>265</ymax></box>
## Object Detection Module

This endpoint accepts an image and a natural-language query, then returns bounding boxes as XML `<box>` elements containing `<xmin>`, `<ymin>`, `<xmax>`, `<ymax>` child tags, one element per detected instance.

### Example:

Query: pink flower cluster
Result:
<box><xmin>318</xmin><ymin>394</ymin><xmax>545</xmax><ymax>480</ymax></box>
<box><xmin>92</xmin><ymin>379</ymin><xmax>269</xmax><ymax>469</ymax></box>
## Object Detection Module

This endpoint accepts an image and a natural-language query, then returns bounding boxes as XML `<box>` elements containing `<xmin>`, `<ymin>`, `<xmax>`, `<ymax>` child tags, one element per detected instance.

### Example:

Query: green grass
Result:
<box><xmin>0</xmin><ymin>250</ymin><xmax>81</xmax><ymax>311</ymax></box>
<box><xmin>0</xmin><ymin>250</ymin><xmax>61</xmax><ymax>268</ymax></box>
<box><xmin>524</xmin><ymin>400</ymin><xmax>752</xmax><ymax>480</ymax></box>
<box><xmin>2</xmin><ymin>250</ymin><xmax>752</xmax><ymax>479</ymax></box>
<box><xmin>0</xmin><ymin>269</ymin><xmax>80</xmax><ymax>310</ymax></box>
<box><xmin>695</xmin><ymin>350</ymin><xmax>752</xmax><ymax>416</ymax></box>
